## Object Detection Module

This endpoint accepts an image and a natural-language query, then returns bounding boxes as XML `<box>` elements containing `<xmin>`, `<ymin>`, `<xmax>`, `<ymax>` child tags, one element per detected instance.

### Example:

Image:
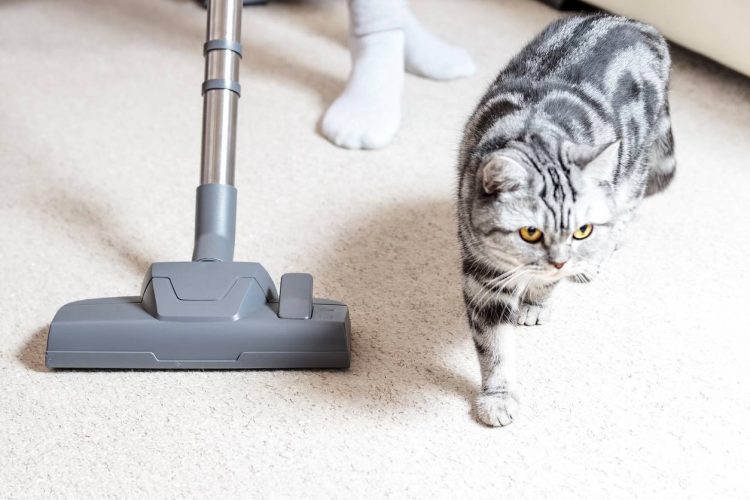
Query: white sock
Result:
<box><xmin>403</xmin><ymin>10</ymin><xmax>476</xmax><ymax>81</ymax></box>
<box><xmin>321</xmin><ymin>30</ymin><xmax>404</xmax><ymax>150</ymax></box>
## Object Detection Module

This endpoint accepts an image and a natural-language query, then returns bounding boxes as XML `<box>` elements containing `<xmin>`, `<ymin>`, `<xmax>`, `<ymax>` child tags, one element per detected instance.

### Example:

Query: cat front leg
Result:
<box><xmin>517</xmin><ymin>283</ymin><xmax>556</xmax><ymax>326</ymax></box>
<box><xmin>467</xmin><ymin>296</ymin><xmax>520</xmax><ymax>427</ymax></box>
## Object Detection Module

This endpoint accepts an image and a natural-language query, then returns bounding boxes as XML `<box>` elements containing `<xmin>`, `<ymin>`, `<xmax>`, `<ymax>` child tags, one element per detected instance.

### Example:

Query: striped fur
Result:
<box><xmin>457</xmin><ymin>14</ymin><xmax>674</xmax><ymax>426</ymax></box>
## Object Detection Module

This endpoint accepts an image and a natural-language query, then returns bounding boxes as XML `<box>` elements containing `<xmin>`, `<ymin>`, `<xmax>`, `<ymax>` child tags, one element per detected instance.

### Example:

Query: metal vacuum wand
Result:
<box><xmin>201</xmin><ymin>0</ymin><xmax>242</xmax><ymax>185</ymax></box>
<box><xmin>193</xmin><ymin>0</ymin><xmax>243</xmax><ymax>262</ymax></box>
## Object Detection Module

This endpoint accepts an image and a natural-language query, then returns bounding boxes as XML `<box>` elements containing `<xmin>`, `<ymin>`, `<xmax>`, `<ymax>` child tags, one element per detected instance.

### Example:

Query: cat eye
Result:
<box><xmin>519</xmin><ymin>226</ymin><xmax>543</xmax><ymax>243</ymax></box>
<box><xmin>573</xmin><ymin>224</ymin><xmax>594</xmax><ymax>240</ymax></box>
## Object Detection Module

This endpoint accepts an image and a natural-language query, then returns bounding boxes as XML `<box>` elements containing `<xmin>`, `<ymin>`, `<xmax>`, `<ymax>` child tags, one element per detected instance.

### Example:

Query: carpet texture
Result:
<box><xmin>1</xmin><ymin>0</ymin><xmax>748</xmax><ymax>497</ymax></box>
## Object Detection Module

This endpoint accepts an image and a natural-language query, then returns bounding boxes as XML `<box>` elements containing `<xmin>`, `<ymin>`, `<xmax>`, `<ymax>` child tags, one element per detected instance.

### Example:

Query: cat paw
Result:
<box><xmin>475</xmin><ymin>391</ymin><xmax>520</xmax><ymax>427</ymax></box>
<box><xmin>517</xmin><ymin>303</ymin><xmax>551</xmax><ymax>326</ymax></box>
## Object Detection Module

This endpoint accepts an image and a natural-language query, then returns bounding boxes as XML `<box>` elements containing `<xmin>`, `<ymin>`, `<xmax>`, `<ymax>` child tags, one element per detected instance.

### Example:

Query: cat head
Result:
<box><xmin>469</xmin><ymin>139</ymin><xmax>621</xmax><ymax>284</ymax></box>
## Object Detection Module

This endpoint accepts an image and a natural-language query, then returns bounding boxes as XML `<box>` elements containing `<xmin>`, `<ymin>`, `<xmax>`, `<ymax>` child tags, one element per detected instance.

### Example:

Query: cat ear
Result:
<box><xmin>566</xmin><ymin>140</ymin><xmax>621</xmax><ymax>183</ymax></box>
<box><xmin>479</xmin><ymin>153</ymin><xmax>528</xmax><ymax>194</ymax></box>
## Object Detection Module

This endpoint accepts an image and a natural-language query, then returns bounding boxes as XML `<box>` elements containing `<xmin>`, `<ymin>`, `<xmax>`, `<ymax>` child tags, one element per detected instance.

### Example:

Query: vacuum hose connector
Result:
<box><xmin>194</xmin><ymin>0</ymin><xmax>243</xmax><ymax>262</ymax></box>
<box><xmin>192</xmin><ymin>184</ymin><xmax>237</xmax><ymax>262</ymax></box>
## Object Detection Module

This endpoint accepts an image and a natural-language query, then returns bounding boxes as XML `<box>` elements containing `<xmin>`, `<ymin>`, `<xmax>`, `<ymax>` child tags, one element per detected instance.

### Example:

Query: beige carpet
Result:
<box><xmin>1</xmin><ymin>0</ymin><xmax>749</xmax><ymax>497</ymax></box>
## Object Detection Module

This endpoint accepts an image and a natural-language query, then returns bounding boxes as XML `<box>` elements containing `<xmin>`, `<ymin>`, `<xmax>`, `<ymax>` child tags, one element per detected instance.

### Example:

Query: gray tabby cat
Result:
<box><xmin>457</xmin><ymin>14</ymin><xmax>675</xmax><ymax>427</ymax></box>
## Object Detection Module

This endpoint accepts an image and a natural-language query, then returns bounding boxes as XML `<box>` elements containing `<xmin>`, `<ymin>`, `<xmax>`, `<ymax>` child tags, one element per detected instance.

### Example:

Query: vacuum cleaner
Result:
<box><xmin>45</xmin><ymin>0</ymin><xmax>351</xmax><ymax>369</ymax></box>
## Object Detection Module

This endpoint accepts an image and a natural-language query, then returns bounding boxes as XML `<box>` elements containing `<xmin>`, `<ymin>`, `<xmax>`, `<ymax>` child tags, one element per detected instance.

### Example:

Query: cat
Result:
<box><xmin>456</xmin><ymin>13</ymin><xmax>675</xmax><ymax>427</ymax></box>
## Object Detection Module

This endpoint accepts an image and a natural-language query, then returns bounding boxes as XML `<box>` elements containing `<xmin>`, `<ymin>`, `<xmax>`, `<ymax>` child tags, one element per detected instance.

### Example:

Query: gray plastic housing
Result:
<box><xmin>192</xmin><ymin>184</ymin><xmax>236</xmax><ymax>262</ymax></box>
<box><xmin>46</xmin><ymin>262</ymin><xmax>351</xmax><ymax>369</ymax></box>
<box><xmin>278</xmin><ymin>273</ymin><xmax>313</xmax><ymax>320</ymax></box>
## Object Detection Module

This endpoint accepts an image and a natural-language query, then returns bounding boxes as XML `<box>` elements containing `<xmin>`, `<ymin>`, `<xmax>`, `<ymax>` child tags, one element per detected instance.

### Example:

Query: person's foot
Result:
<box><xmin>321</xmin><ymin>30</ymin><xmax>404</xmax><ymax>150</ymax></box>
<box><xmin>403</xmin><ymin>10</ymin><xmax>476</xmax><ymax>81</ymax></box>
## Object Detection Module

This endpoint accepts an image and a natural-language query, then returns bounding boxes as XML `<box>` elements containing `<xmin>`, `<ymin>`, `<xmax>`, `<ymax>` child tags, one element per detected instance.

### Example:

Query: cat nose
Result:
<box><xmin>550</xmin><ymin>260</ymin><xmax>567</xmax><ymax>269</ymax></box>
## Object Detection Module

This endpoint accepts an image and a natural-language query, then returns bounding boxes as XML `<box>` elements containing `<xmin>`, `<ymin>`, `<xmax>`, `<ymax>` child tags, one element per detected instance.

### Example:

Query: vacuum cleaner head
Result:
<box><xmin>46</xmin><ymin>262</ymin><xmax>351</xmax><ymax>369</ymax></box>
<box><xmin>46</xmin><ymin>1</ymin><xmax>351</xmax><ymax>370</ymax></box>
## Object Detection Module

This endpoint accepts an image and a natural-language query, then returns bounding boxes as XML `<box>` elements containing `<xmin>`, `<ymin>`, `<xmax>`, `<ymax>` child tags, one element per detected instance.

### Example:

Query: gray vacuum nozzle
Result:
<box><xmin>46</xmin><ymin>262</ymin><xmax>351</xmax><ymax>369</ymax></box>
